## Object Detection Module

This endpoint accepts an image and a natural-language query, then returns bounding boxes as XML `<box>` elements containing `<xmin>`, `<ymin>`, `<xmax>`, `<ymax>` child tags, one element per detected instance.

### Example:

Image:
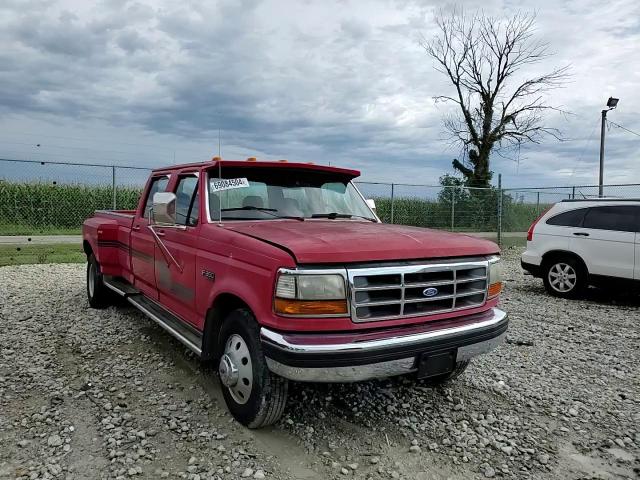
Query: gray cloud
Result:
<box><xmin>0</xmin><ymin>0</ymin><xmax>639</xmax><ymax>188</ymax></box>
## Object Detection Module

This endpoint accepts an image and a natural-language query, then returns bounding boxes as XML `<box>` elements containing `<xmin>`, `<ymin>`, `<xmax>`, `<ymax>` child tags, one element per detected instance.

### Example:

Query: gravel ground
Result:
<box><xmin>1</xmin><ymin>247</ymin><xmax>638</xmax><ymax>479</ymax></box>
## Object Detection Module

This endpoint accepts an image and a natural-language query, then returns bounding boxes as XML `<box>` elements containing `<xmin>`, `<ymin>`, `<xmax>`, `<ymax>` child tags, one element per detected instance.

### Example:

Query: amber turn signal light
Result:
<box><xmin>488</xmin><ymin>282</ymin><xmax>503</xmax><ymax>299</ymax></box>
<box><xmin>274</xmin><ymin>298</ymin><xmax>348</xmax><ymax>316</ymax></box>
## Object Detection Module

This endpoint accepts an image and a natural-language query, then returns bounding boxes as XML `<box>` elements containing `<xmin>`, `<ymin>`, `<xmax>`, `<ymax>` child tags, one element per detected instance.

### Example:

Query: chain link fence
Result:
<box><xmin>356</xmin><ymin>182</ymin><xmax>500</xmax><ymax>233</ymax></box>
<box><xmin>1</xmin><ymin>158</ymin><xmax>639</xmax><ymax>241</ymax></box>
<box><xmin>0</xmin><ymin>158</ymin><xmax>150</xmax><ymax>234</ymax></box>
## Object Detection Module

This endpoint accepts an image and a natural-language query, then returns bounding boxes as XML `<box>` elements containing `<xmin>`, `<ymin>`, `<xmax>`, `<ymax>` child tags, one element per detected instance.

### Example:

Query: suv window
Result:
<box><xmin>582</xmin><ymin>206</ymin><xmax>639</xmax><ymax>232</ymax></box>
<box><xmin>546</xmin><ymin>208</ymin><xmax>588</xmax><ymax>227</ymax></box>
<box><xmin>142</xmin><ymin>176</ymin><xmax>169</xmax><ymax>218</ymax></box>
<box><xmin>175</xmin><ymin>176</ymin><xmax>199</xmax><ymax>226</ymax></box>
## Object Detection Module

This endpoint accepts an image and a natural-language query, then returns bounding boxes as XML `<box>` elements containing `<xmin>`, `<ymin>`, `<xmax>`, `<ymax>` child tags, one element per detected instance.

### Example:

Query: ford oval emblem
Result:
<box><xmin>423</xmin><ymin>287</ymin><xmax>439</xmax><ymax>297</ymax></box>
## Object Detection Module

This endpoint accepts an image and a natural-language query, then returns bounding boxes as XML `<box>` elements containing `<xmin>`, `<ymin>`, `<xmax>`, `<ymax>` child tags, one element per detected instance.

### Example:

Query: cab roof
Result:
<box><xmin>151</xmin><ymin>159</ymin><xmax>361</xmax><ymax>178</ymax></box>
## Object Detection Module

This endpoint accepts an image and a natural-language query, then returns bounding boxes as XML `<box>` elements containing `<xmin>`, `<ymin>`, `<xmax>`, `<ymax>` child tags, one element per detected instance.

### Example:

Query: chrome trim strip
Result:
<box><xmin>127</xmin><ymin>297</ymin><xmax>202</xmax><ymax>356</ymax></box>
<box><xmin>261</xmin><ymin>308</ymin><xmax>507</xmax><ymax>355</ymax></box>
<box><xmin>457</xmin><ymin>332</ymin><xmax>506</xmax><ymax>361</ymax></box>
<box><xmin>263</xmin><ymin>311</ymin><xmax>507</xmax><ymax>382</ymax></box>
<box><xmin>266</xmin><ymin>357</ymin><xmax>416</xmax><ymax>383</ymax></box>
<box><xmin>95</xmin><ymin>210</ymin><xmax>135</xmax><ymax>218</ymax></box>
<box><xmin>103</xmin><ymin>280</ymin><xmax>127</xmax><ymax>297</ymax></box>
<box><xmin>350</xmin><ymin>181</ymin><xmax>381</xmax><ymax>223</ymax></box>
<box><xmin>401</xmin><ymin>276</ymin><xmax>487</xmax><ymax>288</ymax></box>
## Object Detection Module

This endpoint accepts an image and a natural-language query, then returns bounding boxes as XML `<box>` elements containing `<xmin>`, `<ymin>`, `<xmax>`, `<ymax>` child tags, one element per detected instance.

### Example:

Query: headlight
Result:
<box><xmin>274</xmin><ymin>272</ymin><xmax>348</xmax><ymax>316</ymax></box>
<box><xmin>487</xmin><ymin>256</ymin><xmax>504</xmax><ymax>299</ymax></box>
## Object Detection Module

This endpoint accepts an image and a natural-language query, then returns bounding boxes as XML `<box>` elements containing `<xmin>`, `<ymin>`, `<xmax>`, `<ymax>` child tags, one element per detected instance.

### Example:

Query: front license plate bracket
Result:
<box><xmin>417</xmin><ymin>349</ymin><xmax>457</xmax><ymax>379</ymax></box>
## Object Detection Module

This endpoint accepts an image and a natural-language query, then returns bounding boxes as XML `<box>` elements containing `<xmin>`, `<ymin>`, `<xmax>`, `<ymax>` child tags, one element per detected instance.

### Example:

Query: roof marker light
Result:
<box><xmin>278</xmin><ymin>159</ymin><xmax>288</xmax><ymax>162</ymax></box>
<box><xmin>247</xmin><ymin>157</ymin><xmax>257</xmax><ymax>161</ymax></box>
<box><xmin>212</xmin><ymin>156</ymin><xmax>221</xmax><ymax>162</ymax></box>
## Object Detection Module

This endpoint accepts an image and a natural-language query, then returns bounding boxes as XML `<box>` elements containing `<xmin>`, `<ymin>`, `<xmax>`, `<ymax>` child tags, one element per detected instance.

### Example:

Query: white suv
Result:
<box><xmin>521</xmin><ymin>199</ymin><xmax>640</xmax><ymax>298</ymax></box>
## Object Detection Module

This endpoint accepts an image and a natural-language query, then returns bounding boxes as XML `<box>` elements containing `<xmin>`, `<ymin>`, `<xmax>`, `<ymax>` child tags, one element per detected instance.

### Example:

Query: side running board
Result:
<box><xmin>103</xmin><ymin>277</ymin><xmax>203</xmax><ymax>356</ymax></box>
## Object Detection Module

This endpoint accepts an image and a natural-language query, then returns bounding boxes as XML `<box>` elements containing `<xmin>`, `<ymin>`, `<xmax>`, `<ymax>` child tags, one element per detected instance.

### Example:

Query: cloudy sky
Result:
<box><xmin>1</xmin><ymin>0</ymin><xmax>639</xmax><ymax>189</ymax></box>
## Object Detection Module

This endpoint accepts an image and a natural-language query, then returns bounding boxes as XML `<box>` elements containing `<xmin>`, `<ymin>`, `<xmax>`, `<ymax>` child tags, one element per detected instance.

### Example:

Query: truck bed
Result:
<box><xmin>83</xmin><ymin>209</ymin><xmax>137</xmax><ymax>278</ymax></box>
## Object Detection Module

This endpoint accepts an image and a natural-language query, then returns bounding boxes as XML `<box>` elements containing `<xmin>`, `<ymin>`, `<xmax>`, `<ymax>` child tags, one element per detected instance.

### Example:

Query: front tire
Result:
<box><xmin>86</xmin><ymin>253</ymin><xmax>112</xmax><ymax>309</ymax></box>
<box><xmin>217</xmin><ymin>309</ymin><xmax>288</xmax><ymax>428</ymax></box>
<box><xmin>542</xmin><ymin>257</ymin><xmax>587</xmax><ymax>299</ymax></box>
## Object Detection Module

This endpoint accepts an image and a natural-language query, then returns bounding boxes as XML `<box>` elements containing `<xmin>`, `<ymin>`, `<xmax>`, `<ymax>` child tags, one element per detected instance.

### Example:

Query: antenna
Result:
<box><xmin>218</xmin><ymin>129</ymin><xmax>221</xmax><ymax>157</ymax></box>
<box><xmin>218</xmin><ymin>157</ymin><xmax>223</xmax><ymax>225</ymax></box>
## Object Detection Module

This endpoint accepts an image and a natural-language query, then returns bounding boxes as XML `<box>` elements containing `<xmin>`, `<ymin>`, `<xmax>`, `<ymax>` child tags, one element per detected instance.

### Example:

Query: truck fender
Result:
<box><xmin>201</xmin><ymin>291</ymin><xmax>255</xmax><ymax>362</ymax></box>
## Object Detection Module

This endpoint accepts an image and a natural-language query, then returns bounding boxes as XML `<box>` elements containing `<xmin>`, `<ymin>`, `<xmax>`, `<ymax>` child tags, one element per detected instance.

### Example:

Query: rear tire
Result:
<box><xmin>217</xmin><ymin>309</ymin><xmax>288</xmax><ymax>428</ymax></box>
<box><xmin>542</xmin><ymin>256</ymin><xmax>587</xmax><ymax>299</ymax></box>
<box><xmin>419</xmin><ymin>360</ymin><xmax>470</xmax><ymax>386</ymax></box>
<box><xmin>86</xmin><ymin>253</ymin><xmax>112</xmax><ymax>309</ymax></box>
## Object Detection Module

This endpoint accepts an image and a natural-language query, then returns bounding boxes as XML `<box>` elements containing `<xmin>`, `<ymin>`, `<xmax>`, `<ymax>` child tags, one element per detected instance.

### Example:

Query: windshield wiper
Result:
<box><xmin>221</xmin><ymin>206</ymin><xmax>304</xmax><ymax>221</ymax></box>
<box><xmin>311</xmin><ymin>212</ymin><xmax>377</xmax><ymax>222</ymax></box>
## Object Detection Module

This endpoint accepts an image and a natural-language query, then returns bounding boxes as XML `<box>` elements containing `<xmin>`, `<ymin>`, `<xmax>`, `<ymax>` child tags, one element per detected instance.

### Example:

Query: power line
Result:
<box><xmin>0</xmin><ymin>129</ymin><xmax>210</xmax><ymax>154</ymax></box>
<box><xmin>608</xmin><ymin>120</ymin><xmax>640</xmax><ymax>138</ymax></box>
<box><xmin>573</xmin><ymin>114</ymin><xmax>602</xmax><ymax>171</ymax></box>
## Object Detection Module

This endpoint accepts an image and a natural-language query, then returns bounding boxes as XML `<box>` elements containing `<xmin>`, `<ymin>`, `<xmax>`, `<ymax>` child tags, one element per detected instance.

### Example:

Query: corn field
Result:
<box><xmin>0</xmin><ymin>180</ymin><xmax>142</xmax><ymax>234</ymax></box>
<box><xmin>2</xmin><ymin>158</ymin><xmax>639</xmax><ymax>238</ymax></box>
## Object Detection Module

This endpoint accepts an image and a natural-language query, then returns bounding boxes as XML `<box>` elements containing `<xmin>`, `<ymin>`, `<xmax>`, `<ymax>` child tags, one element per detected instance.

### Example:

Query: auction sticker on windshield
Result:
<box><xmin>210</xmin><ymin>178</ymin><xmax>250</xmax><ymax>192</ymax></box>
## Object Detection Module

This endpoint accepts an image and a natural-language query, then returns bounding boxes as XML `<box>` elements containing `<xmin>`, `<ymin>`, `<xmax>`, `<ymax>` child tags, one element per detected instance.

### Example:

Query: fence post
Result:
<box><xmin>451</xmin><ymin>187</ymin><xmax>456</xmax><ymax>231</ymax></box>
<box><xmin>572</xmin><ymin>186</ymin><xmax>576</xmax><ymax>199</ymax></box>
<box><xmin>497</xmin><ymin>174</ymin><xmax>503</xmax><ymax>246</ymax></box>
<box><xmin>390</xmin><ymin>183</ymin><xmax>395</xmax><ymax>224</ymax></box>
<box><xmin>536</xmin><ymin>192</ymin><xmax>540</xmax><ymax>211</ymax></box>
<box><xmin>112</xmin><ymin>166</ymin><xmax>116</xmax><ymax>210</ymax></box>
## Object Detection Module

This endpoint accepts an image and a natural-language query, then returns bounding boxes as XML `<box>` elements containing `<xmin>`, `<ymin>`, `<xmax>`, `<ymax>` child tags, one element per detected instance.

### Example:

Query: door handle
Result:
<box><xmin>573</xmin><ymin>232</ymin><xmax>589</xmax><ymax>237</ymax></box>
<box><xmin>132</xmin><ymin>225</ymin><xmax>141</xmax><ymax>231</ymax></box>
<box><xmin>156</xmin><ymin>230</ymin><xmax>165</xmax><ymax>237</ymax></box>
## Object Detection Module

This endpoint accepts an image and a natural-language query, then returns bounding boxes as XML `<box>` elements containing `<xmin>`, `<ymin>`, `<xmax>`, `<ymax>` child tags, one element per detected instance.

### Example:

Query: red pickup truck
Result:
<box><xmin>83</xmin><ymin>158</ymin><xmax>507</xmax><ymax>428</ymax></box>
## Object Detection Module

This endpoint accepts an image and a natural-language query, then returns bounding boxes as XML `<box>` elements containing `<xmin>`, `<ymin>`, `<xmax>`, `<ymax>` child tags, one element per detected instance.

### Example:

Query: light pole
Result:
<box><xmin>599</xmin><ymin>96</ymin><xmax>619</xmax><ymax>197</ymax></box>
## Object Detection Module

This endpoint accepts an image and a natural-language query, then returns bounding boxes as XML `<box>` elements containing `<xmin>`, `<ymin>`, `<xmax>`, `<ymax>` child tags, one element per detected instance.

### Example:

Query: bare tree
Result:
<box><xmin>423</xmin><ymin>11</ymin><xmax>569</xmax><ymax>187</ymax></box>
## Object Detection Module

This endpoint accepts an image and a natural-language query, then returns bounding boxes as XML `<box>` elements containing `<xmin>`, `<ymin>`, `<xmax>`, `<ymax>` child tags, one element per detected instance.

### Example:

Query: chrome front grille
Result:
<box><xmin>348</xmin><ymin>259</ymin><xmax>488</xmax><ymax>322</ymax></box>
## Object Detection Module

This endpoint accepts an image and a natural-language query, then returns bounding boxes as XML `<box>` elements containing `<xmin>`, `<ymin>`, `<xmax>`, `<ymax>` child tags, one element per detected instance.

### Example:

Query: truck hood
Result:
<box><xmin>225</xmin><ymin>220</ymin><xmax>499</xmax><ymax>264</ymax></box>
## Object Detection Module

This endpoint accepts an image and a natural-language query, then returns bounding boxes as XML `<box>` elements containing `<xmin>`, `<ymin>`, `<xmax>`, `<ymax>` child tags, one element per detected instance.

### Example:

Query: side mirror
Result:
<box><xmin>152</xmin><ymin>192</ymin><xmax>177</xmax><ymax>225</ymax></box>
<box><xmin>366</xmin><ymin>198</ymin><xmax>377</xmax><ymax>213</ymax></box>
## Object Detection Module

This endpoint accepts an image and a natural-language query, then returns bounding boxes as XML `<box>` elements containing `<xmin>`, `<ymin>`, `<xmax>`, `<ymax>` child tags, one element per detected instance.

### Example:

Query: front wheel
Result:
<box><xmin>217</xmin><ymin>309</ymin><xmax>288</xmax><ymax>428</ymax></box>
<box><xmin>542</xmin><ymin>257</ymin><xmax>586</xmax><ymax>299</ymax></box>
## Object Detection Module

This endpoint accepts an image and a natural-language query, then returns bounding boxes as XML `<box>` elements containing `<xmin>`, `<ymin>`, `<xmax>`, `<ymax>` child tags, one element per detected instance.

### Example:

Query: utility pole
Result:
<box><xmin>599</xmin><ymin>97</ymin><xmax>619</xmax><ymax>197</ymax></box>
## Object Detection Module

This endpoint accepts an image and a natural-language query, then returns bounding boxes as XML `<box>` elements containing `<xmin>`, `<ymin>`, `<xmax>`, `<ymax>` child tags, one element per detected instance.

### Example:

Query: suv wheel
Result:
<box><xmin>87</xmin><ymin>254</ymin><xmax>112</xmax><ymax>309</ymax></box>
<box><xmin>542</xmin><ymin>257</ymin><xmax>586</xmax><ymax>299</ymax></box>
<box><xmin>217</xmin><ymin>308</ymin><xmax>288</xmax><ymax>428</ymax></box>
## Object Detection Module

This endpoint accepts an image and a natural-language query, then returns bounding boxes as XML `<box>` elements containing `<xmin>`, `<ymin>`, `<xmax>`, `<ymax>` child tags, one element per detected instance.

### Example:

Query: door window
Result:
<box><xmin>142</xmin><ymin>176</ymin><xmax>169</xmax><ymax>219</ymax></box>
<box><xmin>546</xmin><ymin>208</ymin><xmax>588</xmax><ymax>227</ymax></box>
<box><xmin>582</xmin><ymin>206</ymin><xmax>639</xmax><ymax>232</ymax></box>
<box><xmin>175</xmin><ymin>176</ymin><xmax>200</xmax><ymax>226</ymax></box>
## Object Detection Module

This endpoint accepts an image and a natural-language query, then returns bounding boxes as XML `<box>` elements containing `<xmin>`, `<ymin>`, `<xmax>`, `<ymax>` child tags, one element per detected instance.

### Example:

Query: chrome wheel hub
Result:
<box><xmin>218</xmin><ymin>354</ymin><xmax>239</xmax><ymax>387</ymax></box>
<box><xmin>219</xmin><ymin>334</ymin><xmax>253</xmax><ymax>405</ymax></box>
<box><xmin>548</xmin><ymin>263</ymin><xmax>577</xmax><ymax>292</ymax></box>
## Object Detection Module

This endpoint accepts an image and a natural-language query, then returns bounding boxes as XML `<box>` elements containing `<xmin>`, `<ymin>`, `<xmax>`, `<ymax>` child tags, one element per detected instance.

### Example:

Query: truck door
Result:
<box><xmin>154</xmin><ymin>173</ymin><xmax>200</xmax><ymax>326</ymax></box>
<box><xmin>131</xmin><ymin>175</ymin><xmax>169</xmax><ymax>299</ymax></box>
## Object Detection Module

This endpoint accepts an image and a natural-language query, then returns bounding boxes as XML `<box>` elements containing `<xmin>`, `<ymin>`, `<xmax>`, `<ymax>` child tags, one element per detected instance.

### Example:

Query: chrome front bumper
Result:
<box><xmin>261</xmin><ymin>308</ymin><xmax>508</xmax><ymax>383</ymax></box>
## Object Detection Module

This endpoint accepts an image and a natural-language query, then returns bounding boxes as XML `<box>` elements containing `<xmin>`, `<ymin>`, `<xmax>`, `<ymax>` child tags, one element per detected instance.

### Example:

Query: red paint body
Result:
<box><xmin>83</xmin><ymin>160</ymin><xmax>500</xmax><ymax>334</ymax></box>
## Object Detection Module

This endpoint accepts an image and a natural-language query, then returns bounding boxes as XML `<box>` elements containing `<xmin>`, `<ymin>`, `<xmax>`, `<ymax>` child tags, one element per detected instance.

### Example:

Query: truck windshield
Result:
<box><xmin>207</xmin><ymin>167</ymin><xmax>376</xmax><ymax>222</ymax></box>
